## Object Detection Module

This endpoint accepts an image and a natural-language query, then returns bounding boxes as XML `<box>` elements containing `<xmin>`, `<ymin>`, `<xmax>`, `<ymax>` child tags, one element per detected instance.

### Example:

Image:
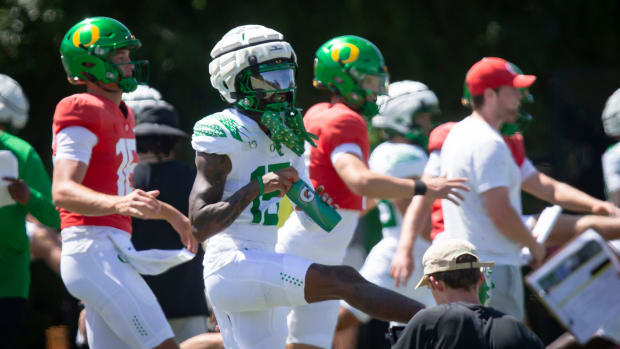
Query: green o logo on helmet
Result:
<box><xmin>314</xmin><ymin>35</ymin><xmax>389</xmax><ymax>118</ymax></box>
<box><xmin>72</xmin><ymin>25</ymin><xmax>100</xmax><ymax>48</ymax></box>
<box><xmin>330</xmin><ymin>43</ymin><xmax>360</xmax><ymax>64</ymax></box>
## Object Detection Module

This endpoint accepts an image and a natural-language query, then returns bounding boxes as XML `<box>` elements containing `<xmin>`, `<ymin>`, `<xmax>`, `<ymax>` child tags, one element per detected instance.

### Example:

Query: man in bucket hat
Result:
<box><xmin>393</xmin><ymin>239</ymin><xmax>544</xmax><ymax>349</ymax></box>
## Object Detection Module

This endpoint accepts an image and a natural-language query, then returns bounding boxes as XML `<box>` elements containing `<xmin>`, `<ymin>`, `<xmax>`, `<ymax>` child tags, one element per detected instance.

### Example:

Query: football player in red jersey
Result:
<box><xmin>275</xmin><ymin>35</ymin><xmax>469</xmax><ymax>349</ymax></box>
<box><xmin>52</xmin><ymin>17</ymin><xmax>196</xmax><ymax>349</ymax></box>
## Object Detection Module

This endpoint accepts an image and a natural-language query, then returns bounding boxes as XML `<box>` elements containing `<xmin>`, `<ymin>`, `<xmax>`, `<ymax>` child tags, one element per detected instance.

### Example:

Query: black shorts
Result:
<box><xmin>0</xmin><ymin>297</ymin><xmax>27</xmax><ymax>349</ymax></box>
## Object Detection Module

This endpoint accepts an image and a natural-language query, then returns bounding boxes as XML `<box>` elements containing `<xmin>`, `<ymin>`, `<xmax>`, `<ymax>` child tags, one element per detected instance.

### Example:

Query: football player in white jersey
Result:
<box><xmin>597</xmin><ymin>87</ymin><xmax>620</xmax><ymax>346</ymax></box>
<box><xmin>189</xmin><ymin>25</ymin><xmax>448</xmax><ymax>349</ymax></box>
<box><xmin>333</xmin><ymin>81</ymin><xmax>439</xmax><ymax>348</ymax></box>
<box><xmin>603</xmin><ymin>88</ymin><xmax>620</xmax><ymax>210</ymax></box>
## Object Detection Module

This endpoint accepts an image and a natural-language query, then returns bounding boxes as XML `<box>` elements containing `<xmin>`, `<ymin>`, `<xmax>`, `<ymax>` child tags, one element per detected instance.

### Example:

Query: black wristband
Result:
<box><xmin>414</xmin><ymin>180</ymin><xmax>427</xmax><ymax>196</ymax></box>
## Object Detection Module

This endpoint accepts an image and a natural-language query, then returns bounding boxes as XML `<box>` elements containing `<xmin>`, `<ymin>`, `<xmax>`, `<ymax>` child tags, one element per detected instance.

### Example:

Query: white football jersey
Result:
<box><xmin>368</xmin><ymin>141</ymin><xmax>428</xmax><ymax>240</ymax></box>
<box><xmin>192</xmin><ymin>108</ymin><xmax>308</xmax><ymax>250</ymax></box>
<box><xmin>603</xmin><ymin>142</ymin><xmax>620</xmax><ymax>195</ymax></box>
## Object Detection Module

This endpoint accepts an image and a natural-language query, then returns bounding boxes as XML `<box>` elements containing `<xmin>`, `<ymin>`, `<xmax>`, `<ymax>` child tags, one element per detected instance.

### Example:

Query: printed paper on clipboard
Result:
<box><xmin>525</xmin><ymin>229</ymin><xmax>620</xmax><ymax>344</ymax></box>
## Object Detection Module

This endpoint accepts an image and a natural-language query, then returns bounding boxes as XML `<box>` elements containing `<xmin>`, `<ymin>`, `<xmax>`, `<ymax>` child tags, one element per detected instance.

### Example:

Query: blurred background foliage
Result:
<box><xmin>2</xmin><ymin>0</ymin><xmax>620</xmax><ymax>346</ymax></box>
<box><xmin>2</xmin><ymin>0</ymin><xmax>620</xmax><ymax>204</ymax></box>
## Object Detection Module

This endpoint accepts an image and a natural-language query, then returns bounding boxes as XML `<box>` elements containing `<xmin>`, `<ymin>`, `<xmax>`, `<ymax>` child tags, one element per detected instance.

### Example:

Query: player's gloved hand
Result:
<box><xmin>421</xmin><ymin>176</ymin><xmax>469</xmax><ymax>205</ymax></box>
<box><xmin>315</xmin><ymin>185</ymin><xmax>339</xmax><ymax>209</ymax></box>
<box><xmin>3</xmin><ymin>176</ymin><xmax>30</xmax><ymax>205</ymax></box>
<box><xmin>390</xmin><ymin>245</ymin><xmax>414</xmax><ymax>288</ymax></box>
<box><xmin>114</xmin><ymin>189</ymin><xmax>161</xmax><ymax>218</ymax></box>
<box><xmin>261</xmin><ymin>166</ymin><xmax>299</xmax><ymax>198</ymax></box>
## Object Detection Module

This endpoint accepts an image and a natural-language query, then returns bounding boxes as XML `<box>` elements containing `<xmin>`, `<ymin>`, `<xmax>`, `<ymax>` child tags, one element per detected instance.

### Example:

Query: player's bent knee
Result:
<box><xmin>336</xmin><ymin>306</ymin><xmax>361</xmax><ymax>331</ymax></box>
<box><xmin>305</xmin><ymin>264</ymin><xmax>365</xmax><ymax>303</ymax></box>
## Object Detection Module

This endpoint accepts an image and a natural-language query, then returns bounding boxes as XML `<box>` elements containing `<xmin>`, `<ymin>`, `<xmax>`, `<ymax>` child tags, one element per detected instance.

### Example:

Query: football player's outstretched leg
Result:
<box><xmin>189</xmin><ymin>25</ymin><xmax>428</xmax><ymax>349</ymax></box>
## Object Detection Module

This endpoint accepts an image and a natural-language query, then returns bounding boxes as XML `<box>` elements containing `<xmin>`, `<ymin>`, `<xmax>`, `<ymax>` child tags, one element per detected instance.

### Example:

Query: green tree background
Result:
<box><xmin>3</xmin><ymin>1</ymin><xmax>620</xmax><ymax>194</ymax></box>
<box><xmin>2</xmin><ymin>0</ymin><xmax>620</xmax><ymax>346</ymax></box>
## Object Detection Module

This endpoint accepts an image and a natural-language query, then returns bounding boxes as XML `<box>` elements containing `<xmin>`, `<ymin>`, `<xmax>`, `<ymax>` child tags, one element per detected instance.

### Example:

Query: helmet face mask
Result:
<box><xmin>235</xmin><ymin>59</ymin><xmax>297</xmax><ymax>114</ymax></box>
<box><xmin>313</xmin><ymin>35</ymin><xmax>389</xmax><ymax>118</ymax></box>
<box><xmin>60</xmin><ymin>17</ymin><xmax>149</xmax><ymax>93</ymax></box>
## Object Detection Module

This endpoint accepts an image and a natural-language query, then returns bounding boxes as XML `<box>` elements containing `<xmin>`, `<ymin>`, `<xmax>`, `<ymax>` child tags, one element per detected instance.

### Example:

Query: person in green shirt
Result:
<box><xmin>0</xmin><ymin>73</ymin><xmax>60</xmax><ymax>349</ymax></box>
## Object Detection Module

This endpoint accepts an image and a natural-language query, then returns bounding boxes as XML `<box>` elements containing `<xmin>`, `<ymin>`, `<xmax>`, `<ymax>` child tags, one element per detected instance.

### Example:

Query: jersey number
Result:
<box><xmin>250</xmin><ymin>162</ymin><xmax>290</xmax><ymax>225</ymax></box>
<box><xmin>116</xmin><ymin>138</ymin><xmax>136</xmax><ymax>196</ymax></box>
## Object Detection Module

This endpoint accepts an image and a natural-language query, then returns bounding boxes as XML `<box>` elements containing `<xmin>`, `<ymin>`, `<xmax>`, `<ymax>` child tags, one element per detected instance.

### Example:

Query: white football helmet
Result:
<box><xmin>209</xmin><ymin>24</ymin><xmax>297</xmax><ymax>104</ymax></box>
<box><xmin>602</xmin><ymin>88</ymin><xmax>620</xmax><ymax>137</ymax></box>
<box><xmin>0</xmin><ymin>74</ymin><xmax>29</xmax><ymax>129</ymax></box>
<box><xmin>122</xmin><ymin>84</ymin><xmax>169</xmax><ymax>116</ymax></box>
<box><xmin>373</xmin><ymin>80</ymin><xmax>439</xmax><ymax>138</ymax></box>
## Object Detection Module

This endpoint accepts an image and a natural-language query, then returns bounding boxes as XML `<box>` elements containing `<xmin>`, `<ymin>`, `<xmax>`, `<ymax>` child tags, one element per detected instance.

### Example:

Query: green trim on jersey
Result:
<box><xmin>194</xmin><ymin>122</ymin><xmax>226</xmax><ymax>138</ymax></box>
<box><xmin>193</xmin><ymin>113</ymin><xmax>249</xmax><ymax>142</ymax></box>
<box><xmin>217</xmin><ymin>114</ymin><xmax>246</xmax><ymax>142</ymax></box>
<box><xmin>393</xmin><ymin>152</ymin><xmax>421</xmax><ymax>165</ymax></box>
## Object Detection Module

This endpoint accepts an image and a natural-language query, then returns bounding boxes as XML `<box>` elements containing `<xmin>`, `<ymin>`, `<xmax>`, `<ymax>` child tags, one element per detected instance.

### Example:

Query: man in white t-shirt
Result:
<box><xmin>439</xmin><ymin>57</ymin><xmax>544</xmax><ymax>321</ymax></box>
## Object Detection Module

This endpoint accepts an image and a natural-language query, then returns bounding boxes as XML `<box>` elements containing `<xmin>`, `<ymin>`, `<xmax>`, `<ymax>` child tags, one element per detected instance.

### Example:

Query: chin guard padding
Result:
<box><xmin>261</xmin><ymin>108</ymin><xmax>318</xmax><ymax>156</ymax></box>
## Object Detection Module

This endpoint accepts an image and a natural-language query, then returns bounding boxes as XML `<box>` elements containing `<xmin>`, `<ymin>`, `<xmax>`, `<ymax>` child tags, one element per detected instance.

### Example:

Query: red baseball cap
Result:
<box><xmin>465</xmin><ymin>57</ymin><xmax>536</xmax><ymax>96</ymax></box>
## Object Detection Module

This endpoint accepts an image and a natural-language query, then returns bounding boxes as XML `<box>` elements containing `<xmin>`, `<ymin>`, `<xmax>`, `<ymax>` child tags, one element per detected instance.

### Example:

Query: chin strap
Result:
<box><xmin>360</xmin><ymin>100</ymin><xmax>379</xmax><ymax>118</ymax></box>
<box><xmin>94</xmin><ymin>80</ymin><xmax>122</xmax><ymax>93</ymax></box>
<box><xmin>261</xmin><ymin>108</ymin><xmax>318</xmax><ymax>156</ymax></box>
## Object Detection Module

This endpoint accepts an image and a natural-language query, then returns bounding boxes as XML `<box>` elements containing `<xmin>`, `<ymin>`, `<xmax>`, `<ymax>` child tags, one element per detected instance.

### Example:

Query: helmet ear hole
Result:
<box><xmin>83</xmin><ymin>62</ymin><xmax>95</xmax><ymax>68</ymax></box>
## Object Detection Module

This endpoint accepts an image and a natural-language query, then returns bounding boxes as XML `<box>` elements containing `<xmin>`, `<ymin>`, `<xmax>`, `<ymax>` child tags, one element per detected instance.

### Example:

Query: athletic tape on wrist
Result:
<box><xmin>257</xmin><ymin>178</ymin><xmax>264</xmax><ymax>196</ymax></box>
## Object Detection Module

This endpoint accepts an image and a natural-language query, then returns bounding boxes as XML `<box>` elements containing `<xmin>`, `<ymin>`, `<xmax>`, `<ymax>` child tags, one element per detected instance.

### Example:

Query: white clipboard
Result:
<box><xmin>0</xmin><ymin>150</ymin><xmax>19</xmax><ymax>207</ymax></box>
<box><xmin>520</xmin><ymin>205</ymin><xmax>563</xmax><ymax>265</ymax></box>
<box><xmin>525</xmin><ymin>229</ymin><xmax>620</xmax><ymax>344</ymax></box>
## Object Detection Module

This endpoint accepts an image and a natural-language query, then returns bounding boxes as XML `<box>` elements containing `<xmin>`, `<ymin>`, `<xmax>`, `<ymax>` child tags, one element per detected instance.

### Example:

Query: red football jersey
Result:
<box><xmin>428</xmin><ymin>122</ymin><xmax>528</xmax><ymax>239</ymax></box>
<box><xmin>52</xmin><ymin>93</ymin><xmax>137</xmax><ymax>232</ymax></box>
<box><xmin>304</xmin><ymin>103</ymin><xmax>370</xmax><ymax>211</ymax></box>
